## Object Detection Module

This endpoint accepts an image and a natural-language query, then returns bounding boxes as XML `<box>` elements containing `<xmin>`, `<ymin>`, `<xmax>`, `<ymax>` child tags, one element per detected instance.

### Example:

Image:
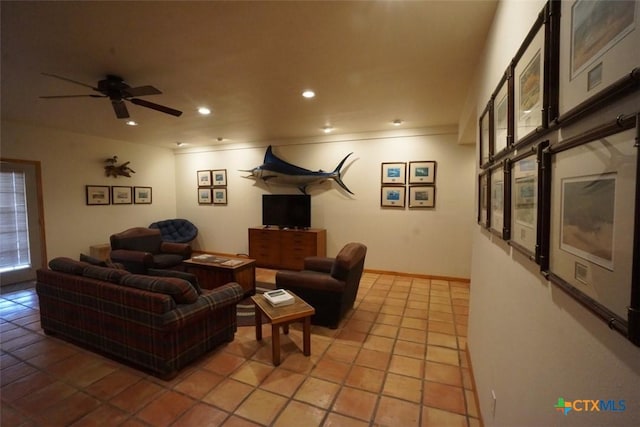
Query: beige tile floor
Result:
<box><xmin>1</xmin><ymin>270</ymin><xmax>480</xmax><ymax>426</ymax></box>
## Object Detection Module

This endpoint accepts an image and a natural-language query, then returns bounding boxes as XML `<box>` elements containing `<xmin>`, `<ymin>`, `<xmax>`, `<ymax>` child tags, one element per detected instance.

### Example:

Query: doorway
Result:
<box><xmin>0</xmin><ymin>159</ymin><xmax>46</xmax><ymax>286</ymax></box>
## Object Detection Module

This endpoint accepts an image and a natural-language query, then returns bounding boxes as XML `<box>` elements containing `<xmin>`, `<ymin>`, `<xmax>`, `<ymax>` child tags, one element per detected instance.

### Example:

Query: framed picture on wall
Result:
<box><xmin>509</xmin><ymin>141</ymin><xmax>548</xmax><ymax>261</ymax></box>
<box><xmin>408</xmin><ymin>161</ymin><xmax>436</xmax><ymax>184</ymax></box>
<box><xmin>408</xmin><ymin>185</ymin><xmax>435</xmax><ymax>208</ymax></box>
<box><xmin>133</xmin><ymin>186</ymin><xmax>152</xmax><ymax>204</ymax></box>
<box><xmin>489</xmin><ymin>161</ymin><xmax>510</xmax><ymax>240</ymax></box>
<box><xmin>213</xmin><ymin>188</ymin><xmax>227</xmax><ymax>205</ymax></box>
<box><xmin>85</xmin><ymin>185</ymin><xmax>110</xmax><ymax>205</ymax></box>
<box><xmin>197</xmin><ymin>170</ymin><xmax>212</xmax><ymax>187</ymax></box>
<box><xmin>111</xmin><ymin>186</ymin><xmax>132</xmax><ymax>204</ymax></box>
<box><xmin>558</xmin><ymin>0</ymin><xmax>640</xmax><ymax>117</ymax></box>
<box><xmin>381</xmin><ymin>162</ymin><xmax>406</xmax><ymax>184</ymax></box>
<box><xmin>477</xmin><ymin>171</ymin><xmax>490</xmax><ymax>229</ymax></box>
<box><xmin>479</xmin><ymin>101</ymin><xmax>493</xmax><ymax>168</ymax></box>
<box><xmin>198</xmin><ymin>188</ymin><xmax>212</xmax><ymax>204</ymax></box>
<box><xmin>542</xmin><ymin>115</ymin><xmax>639</xmax><ymax>345</ymax></box>
<box><xmin>513</xmin><ymin>5</ymin><xmax>548</xmax><ymax>146</ymax></box>
<box><xmin>491</xmin><ymin>68</ymin><xmax>513</xmax><ymax>159</ymax></box>
<box><xmin>212</xmin><ymin>169</ymin><xmax>227</xmax><ymax>186</ymax></box>
<box><xmin>381</xmin><ymin>186</ymin><xmax>406</xmax><ymax>208</ymax></box>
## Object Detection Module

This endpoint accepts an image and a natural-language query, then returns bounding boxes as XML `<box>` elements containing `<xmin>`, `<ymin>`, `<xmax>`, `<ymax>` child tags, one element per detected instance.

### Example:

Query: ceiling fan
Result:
<box><xmin>40</xmin><ymin>73</ymin><xmax>183</xmax><ymax>119</ymax></box>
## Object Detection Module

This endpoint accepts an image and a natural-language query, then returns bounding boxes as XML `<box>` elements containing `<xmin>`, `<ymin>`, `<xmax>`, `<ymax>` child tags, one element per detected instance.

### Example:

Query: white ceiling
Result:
<box><xmin>1</xmin><ymin>1</ymin><xmax>497</xmax><ymax>150</ymax></box>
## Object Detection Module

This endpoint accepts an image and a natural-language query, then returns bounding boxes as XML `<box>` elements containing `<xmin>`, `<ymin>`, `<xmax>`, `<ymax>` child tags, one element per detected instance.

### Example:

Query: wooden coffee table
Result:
<box><xmin>183</xmin><ymin>255</ymin><xmax>256</xmax><ymax>295</ymax></box>
<box><xmin>251</xmin><ymin>291</ymin><xmax>315</xmax><ymax>366</ymax></box>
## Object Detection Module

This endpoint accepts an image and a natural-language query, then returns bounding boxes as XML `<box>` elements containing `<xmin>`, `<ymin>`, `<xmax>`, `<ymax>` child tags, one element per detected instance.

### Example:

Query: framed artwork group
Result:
<box><xmin>477</xmin><ymin>0</ymin><xmax>640</xmax><ymax>346</ymax></box>
<box><xmin>85</xmin><ymin>185</ymin><xmax>152</xmax><ymax>206</ymax></box>
<box><xmin>381</xmin><ymin>161</ymin><xmax>437</xmax><ymax>209</ymax></box>
<box><xmin>197</xmin><ymin>169</ymin><xmax>228</xmax><ymax>205</ymax></box>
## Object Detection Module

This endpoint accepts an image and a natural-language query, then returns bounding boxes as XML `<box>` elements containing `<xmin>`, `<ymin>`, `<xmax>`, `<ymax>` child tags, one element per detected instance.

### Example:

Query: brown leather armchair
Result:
<box><xmin>275</xmin><ymin>242</ymin><xmax>367</xmax><ymax>328</ymax></box>
<box><xmin>110</xmin><ymin>227</ymin><xmax>192</xmax><ymax>274</ymax></box>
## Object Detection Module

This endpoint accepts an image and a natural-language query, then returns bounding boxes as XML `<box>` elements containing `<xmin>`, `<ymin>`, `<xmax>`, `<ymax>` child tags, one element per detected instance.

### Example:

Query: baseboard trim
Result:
<box><xmin>465</xmin><ymin>344</ymin><xmax>484</xmax><ymax>427</ymax></box>
<box><xmin>193</xmin><ymin>251</ymin><xmax>471</xmax><ymax>283</ymax></box>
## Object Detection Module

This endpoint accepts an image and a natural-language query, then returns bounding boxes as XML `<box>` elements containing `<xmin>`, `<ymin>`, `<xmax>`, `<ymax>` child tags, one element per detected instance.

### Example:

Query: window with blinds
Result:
<box><xmin>0</xmin><ymin>170</ymin><xmax>31</xmax><ymax>272</ymax></box>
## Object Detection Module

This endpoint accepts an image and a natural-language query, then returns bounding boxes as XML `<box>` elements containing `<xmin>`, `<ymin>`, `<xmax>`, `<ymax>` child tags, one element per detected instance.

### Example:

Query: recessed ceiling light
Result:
<box><xmin>198</xmin><ymin>107</ymin><xmax>211</xmax><ymax>115</ymax></box>
<box><xmin>392</xmin><ymin>119</ymin><xmax>403</xmax><ymax>126</ymax></box>
<box><xmin>216</xmin><ymin>137</ymin><xmax>224</xmax><ymax>142</ymax></box>
<box><xmin>302</xmin><ymin>90</ymin><xmax>315</xmax><ymax>99</ymax></box>
<box><xmin>322</xmin><ymin>126</ymin><xmax>333</xmax><ymax>134</ymax></box>
<box><xmin>176</xmin><ymin>142</ymin><xmax>184</xmax><ymax>147</ymax></box>
<box><xmin>125</xmin><ymin>120</ymin><xmax>138</xmax><ymax>126</ymax></box>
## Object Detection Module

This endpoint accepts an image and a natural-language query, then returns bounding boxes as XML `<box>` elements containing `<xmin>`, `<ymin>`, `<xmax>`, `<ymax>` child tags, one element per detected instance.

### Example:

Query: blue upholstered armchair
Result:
<box><xmin>149</xmin><ymin>218</ymin><xmax>198</xmax><ymax>243</ymax></box>
<box><xmin>110</xmin><ymin>227</ymin><xmax>192</xmax><ymax>274</ymax></box>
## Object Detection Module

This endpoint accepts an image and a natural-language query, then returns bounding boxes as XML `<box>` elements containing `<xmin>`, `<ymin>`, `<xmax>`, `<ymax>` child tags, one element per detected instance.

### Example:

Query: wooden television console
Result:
<box><xmin>248</xmin><ymin>227</ymin><xmax>326</xmax><ymax>270</ymax></box>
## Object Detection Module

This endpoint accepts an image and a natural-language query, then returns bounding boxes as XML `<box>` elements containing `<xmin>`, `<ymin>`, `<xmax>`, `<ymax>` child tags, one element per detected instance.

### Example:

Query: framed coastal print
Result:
<box><xmin>408</xmin><ymin>185</ymin><xmax>435</xmax><ymax>208</ymax></box>
<box><xmin>478</xmin><ymin>171</ymin><xmax>490</xmax><ymax>229</ymax></box>
<box><xmin>85</xmin><ymin>185</ymin><xmax>110</xmax><ymax>205</ymax></box>
<box><xmin>133</xmin><ymin>186</ymin><xmax>152</xmax><ymax>204</ymax></box>
<box><xmin>513</xmin><ymin>6</ymin><xmax>547</xmax><ymax>145</ymax></box>
<box><xmin>489</xmin><ymin>161</ymin><xmax>510</xmax><ymax>240</ymax></box>
<box><xmin>197</xmin><ymin>170</ymin><xmax>212</xmax><ymax>187</ymax></box>
<box><xmin>408</xmin><ymin>161</ymin><xmax>436</xmax><ymax>184</ymax></box>
<box><xmin>381</xmin><ymin>162</ymin><xmax>406</xmax><ymax>184</ymax></box>
<box><xmin>213</xmin><ymin>188</ymin><xmax>228</xmax><ymax>205</ymax></box>
<box><xmin>198</xmin><ymin>188</ymin><xmax>212</xmax><ymax>204</ymax></box>
<box><xmin>479</xmin><ymin>101</ymin><xmax>493</xmax><ymax>168</ymax></box>
<box><xmin>212</xmin><ymin>169</ymin><xmax>227</xmax><ymax>186</ymax></box>
<box><xmin>492</xmin><ymin>70</ymin><xmax>512</xmax><ymax>158</ymax></box>
<box><xmin>510</xmin><ymin>141</ymin><xmax>548</xmax><ymax>260</ymax></box>
<box><xmin>544</xmin><ymin>116</ymin><xmax>639</xmax><ymax>344</ymax></box>
<box><xmin>559</xmin><ymin>0</ymin><xmax>640</xmax><ymax>116</ymax></box>
<box><xmin>381</xmin><ymin>186</ymin><xmax>406</xmax><ymax>208</ymax></box>
<box><xmin>111</xmin><ymin>186</ymin><xmax>132</xmax><ymax>204</ymax></box>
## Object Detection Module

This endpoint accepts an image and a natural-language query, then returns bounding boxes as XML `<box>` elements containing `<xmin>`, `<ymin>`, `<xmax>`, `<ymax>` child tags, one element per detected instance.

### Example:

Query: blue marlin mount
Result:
<box><xmin>242</xmin><ymin>145</ymin><xmax>354</xmax><ymax>195</ymax></box>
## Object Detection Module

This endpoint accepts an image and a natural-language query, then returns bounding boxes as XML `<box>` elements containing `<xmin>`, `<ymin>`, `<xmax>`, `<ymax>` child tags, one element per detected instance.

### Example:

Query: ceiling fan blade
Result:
<box><xmin>123</xmin><ymin>85</ymin><xmax>162</xmax><ymax>97</ymax></box>
<box><xmin>111</xmin><ymin>100</ymin><xmax>130</xmax><ymax>119</ymax></box>
<box><xmin>129</xmin><ymin>98</ymin><xmax>183</xmax><ymax>117</ymax></box>
<box><xmin>41</xmin><ymin>73</ymin><xmax>98</xmax><ymax>90</ymax></box>
<box><xmin>39</xmin><ymin>94</ymin><xmax>105</xmax><ymax>99</ymax></box>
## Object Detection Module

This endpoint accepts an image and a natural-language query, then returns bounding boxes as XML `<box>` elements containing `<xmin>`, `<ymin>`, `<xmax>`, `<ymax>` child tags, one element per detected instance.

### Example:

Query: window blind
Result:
<box><xmin>0</xmin><ymin>170</ymin><xmax>31</xmax><ymax>271</ymax></box>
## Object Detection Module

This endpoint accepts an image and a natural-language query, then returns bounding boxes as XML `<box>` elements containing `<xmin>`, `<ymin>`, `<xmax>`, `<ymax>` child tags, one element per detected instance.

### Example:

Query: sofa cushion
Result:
<box><xmin>120</xmin><ymin>274</ymin><xmax>198</xmax><ymax>304</ymax></box>
<box><xmin>147</xmin><ymin>268</ymin><xmax>202</xmax><ymax>294</ymax></box>
<box><xmin>152</xmin><ymin>253</ymin><xmax>186</xmax><ymax>269</ymax></box>
<box><xmin>83</xmin><ymin>265</ymin><xmax>130</xmax><ymax>284</ymax></box>
<box><xmin>49</xmin><ymin>257</ymin><xmax>88</xmax><ymax>275</ymax></box>
<box><xmin>80</xmin><ymin>253</ymin><xmax>108</xmax><ymax>267</ymax></box>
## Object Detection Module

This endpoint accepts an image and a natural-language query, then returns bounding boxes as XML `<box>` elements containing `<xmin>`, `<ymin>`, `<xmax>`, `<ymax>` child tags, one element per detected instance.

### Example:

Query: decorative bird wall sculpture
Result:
<box><xmin>104</xmin><ymin>156</ymin><xmax>135</xmax><ymax>178</ymax></box>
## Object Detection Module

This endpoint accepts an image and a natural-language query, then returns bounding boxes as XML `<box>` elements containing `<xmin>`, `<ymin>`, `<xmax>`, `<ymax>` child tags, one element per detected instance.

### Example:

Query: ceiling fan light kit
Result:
<box><xmin>40</xmin><ymin>73</ymin><xmax>183</xmax><ymax>120</ymax></box>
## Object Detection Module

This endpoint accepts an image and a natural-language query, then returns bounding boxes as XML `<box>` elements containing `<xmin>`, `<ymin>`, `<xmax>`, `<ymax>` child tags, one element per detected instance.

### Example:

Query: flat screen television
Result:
<box><xmin>262</xmin><ymin>194</ymin><xmax>311</xmax><ymax>229</ymax></box>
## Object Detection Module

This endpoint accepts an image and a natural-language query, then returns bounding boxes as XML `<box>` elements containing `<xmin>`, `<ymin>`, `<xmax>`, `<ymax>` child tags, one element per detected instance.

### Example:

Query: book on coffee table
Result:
<box><xmin>264</xmin><ymin>289</ymin><xmax>294</xmax><ymax>307</ymax></box>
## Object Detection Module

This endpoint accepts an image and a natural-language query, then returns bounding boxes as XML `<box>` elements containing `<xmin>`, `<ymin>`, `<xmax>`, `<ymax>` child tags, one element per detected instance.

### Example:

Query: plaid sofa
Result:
<box><xmin>36</xmin><ymin>257</ymin><xmax>244</xmax><ymax>379</ymax></box>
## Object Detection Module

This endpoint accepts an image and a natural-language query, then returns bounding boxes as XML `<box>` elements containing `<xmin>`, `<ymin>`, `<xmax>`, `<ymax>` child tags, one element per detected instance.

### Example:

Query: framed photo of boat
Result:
<box><xmin>477</xmin><ymin>171</ymin><xmax>490</xmax><ymax>229</ymax></box>
<box><xmin>491</xmin><ymin>68</ymin><xmax>513</xmax><ymax>160</ymax></box>
<box><xmin>381</xmin><ymin>162</ymin><xmax>406</xmax><ymax>185</ymax></box>
<box><xmin>212</xmin><ymin>169</ymin><xmax>227</xmax><ymax>186</ymax></box>
<box><xmin>479</xmin><ymin>100</ymin><xmax>492</xmax><ymax>168</ymax></box>
<box><xmin>111</xmin><ymin>186</ymin><xmax>132</xmax><ymax>205</ymax></box>
<box><xmin>489</xmin><ymin>160</ymin><xmax>510</xmax><ymax>240</ymax></box>
<box><xmin>381</xmin><ymin>186</ymin><xmax>406</xmax><ymax>208</ymax></box>
<box><xmin>408</xmin><ymin>161</ymin><xmax>436</xmax><ymax>184</ymax></box>
<box><xmin>197</xmin><ymin>170</ymin><xmax>212</xmax><ymax>187</ymax></box>
<box><xmin>408</xmin><ymin>185</ymin><xmax>435</xmax><ymax>208</ymax></box>
<box><xmin>198</xmin><ymin>188</ymin><xmax>212</xmax><ymax>204</ymax></box>
<box><xmin>213</xmin><ymin>188</ymin><xmax>227</xmax><ymax>205</ymax></box>
<box><xmin>85</xmin><ymin>185</ymin><xmax>110</xmax><ymax>205</ymax></box>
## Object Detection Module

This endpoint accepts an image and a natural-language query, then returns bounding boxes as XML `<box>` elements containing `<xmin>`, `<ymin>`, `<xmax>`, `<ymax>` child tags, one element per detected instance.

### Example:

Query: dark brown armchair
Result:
<box><xmin>275</xmin><ymin>242</ymin><xmax>367</xmax><ymax>328</ymax></box>
<box><xmin>110</xmin><ymin>227</ymin><xmax>192</xmax><ymax>274</ymax></box>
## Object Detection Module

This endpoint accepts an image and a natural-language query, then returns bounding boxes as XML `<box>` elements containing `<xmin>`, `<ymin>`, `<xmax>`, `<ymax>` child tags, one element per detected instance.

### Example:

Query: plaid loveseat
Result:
<box><xmin>36</xmin><ymin>257</ymin><xmax>244</xmax><ymax>379</ymax></box>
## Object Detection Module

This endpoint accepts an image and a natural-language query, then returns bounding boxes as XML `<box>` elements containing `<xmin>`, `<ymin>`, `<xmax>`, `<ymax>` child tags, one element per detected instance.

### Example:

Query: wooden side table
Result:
<box><xmin>251</xmin><ymin>291</ymin><xmax>315</xmax><ymax>366</ymax></box>
<box><xmin>89</xmin><ymin>243</ymin><xmax>111</xmax><ymax>261</ymax></box>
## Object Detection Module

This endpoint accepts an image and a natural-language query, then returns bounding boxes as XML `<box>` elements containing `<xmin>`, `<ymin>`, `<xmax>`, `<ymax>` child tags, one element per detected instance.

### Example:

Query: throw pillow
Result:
<box><xmin>49</xmin><ymin>257</ymin><xmax>88</xmax><ymax>275</ymax></box>
<box><xmin>82</xmin><ymin>265</ymin><xmax>130</xmax><ymax>284</ymax></box>
<box><xmin>147</xmin><ymin>268</ymin><xmax>203</xmax><ymax>294</ymax></box>
<box><xmin>119</xmin><ymin>274</ymin><xmax>198</xmax><ymax>304</ymax></box>
<box><xmin>79</xmin><ymin>253</ymin><xmax>108</xmax><ymax>267</ymax></box>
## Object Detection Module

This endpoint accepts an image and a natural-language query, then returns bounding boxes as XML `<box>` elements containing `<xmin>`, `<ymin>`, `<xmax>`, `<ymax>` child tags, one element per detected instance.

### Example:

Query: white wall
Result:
<box><xmin>468</xmin><ymin>1</ymin><xmax>640</xmax><ymax>426</ymax></box>
<box><xmin>1</xmin><ymin>121</ymin><xmax>177</xmax><ymax>261</ymax></box>
<box><xmin>174</xmin><ymin>130</ymin><xmax>475</xmax><ymax>278</ymax></box>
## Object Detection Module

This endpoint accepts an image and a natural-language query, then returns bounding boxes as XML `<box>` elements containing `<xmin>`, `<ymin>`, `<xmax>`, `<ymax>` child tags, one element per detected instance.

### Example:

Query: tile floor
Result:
<box><xmin>1</xmin><ymin>270</ymin><xmax>480</xmax><ymax>426</ymax></box>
